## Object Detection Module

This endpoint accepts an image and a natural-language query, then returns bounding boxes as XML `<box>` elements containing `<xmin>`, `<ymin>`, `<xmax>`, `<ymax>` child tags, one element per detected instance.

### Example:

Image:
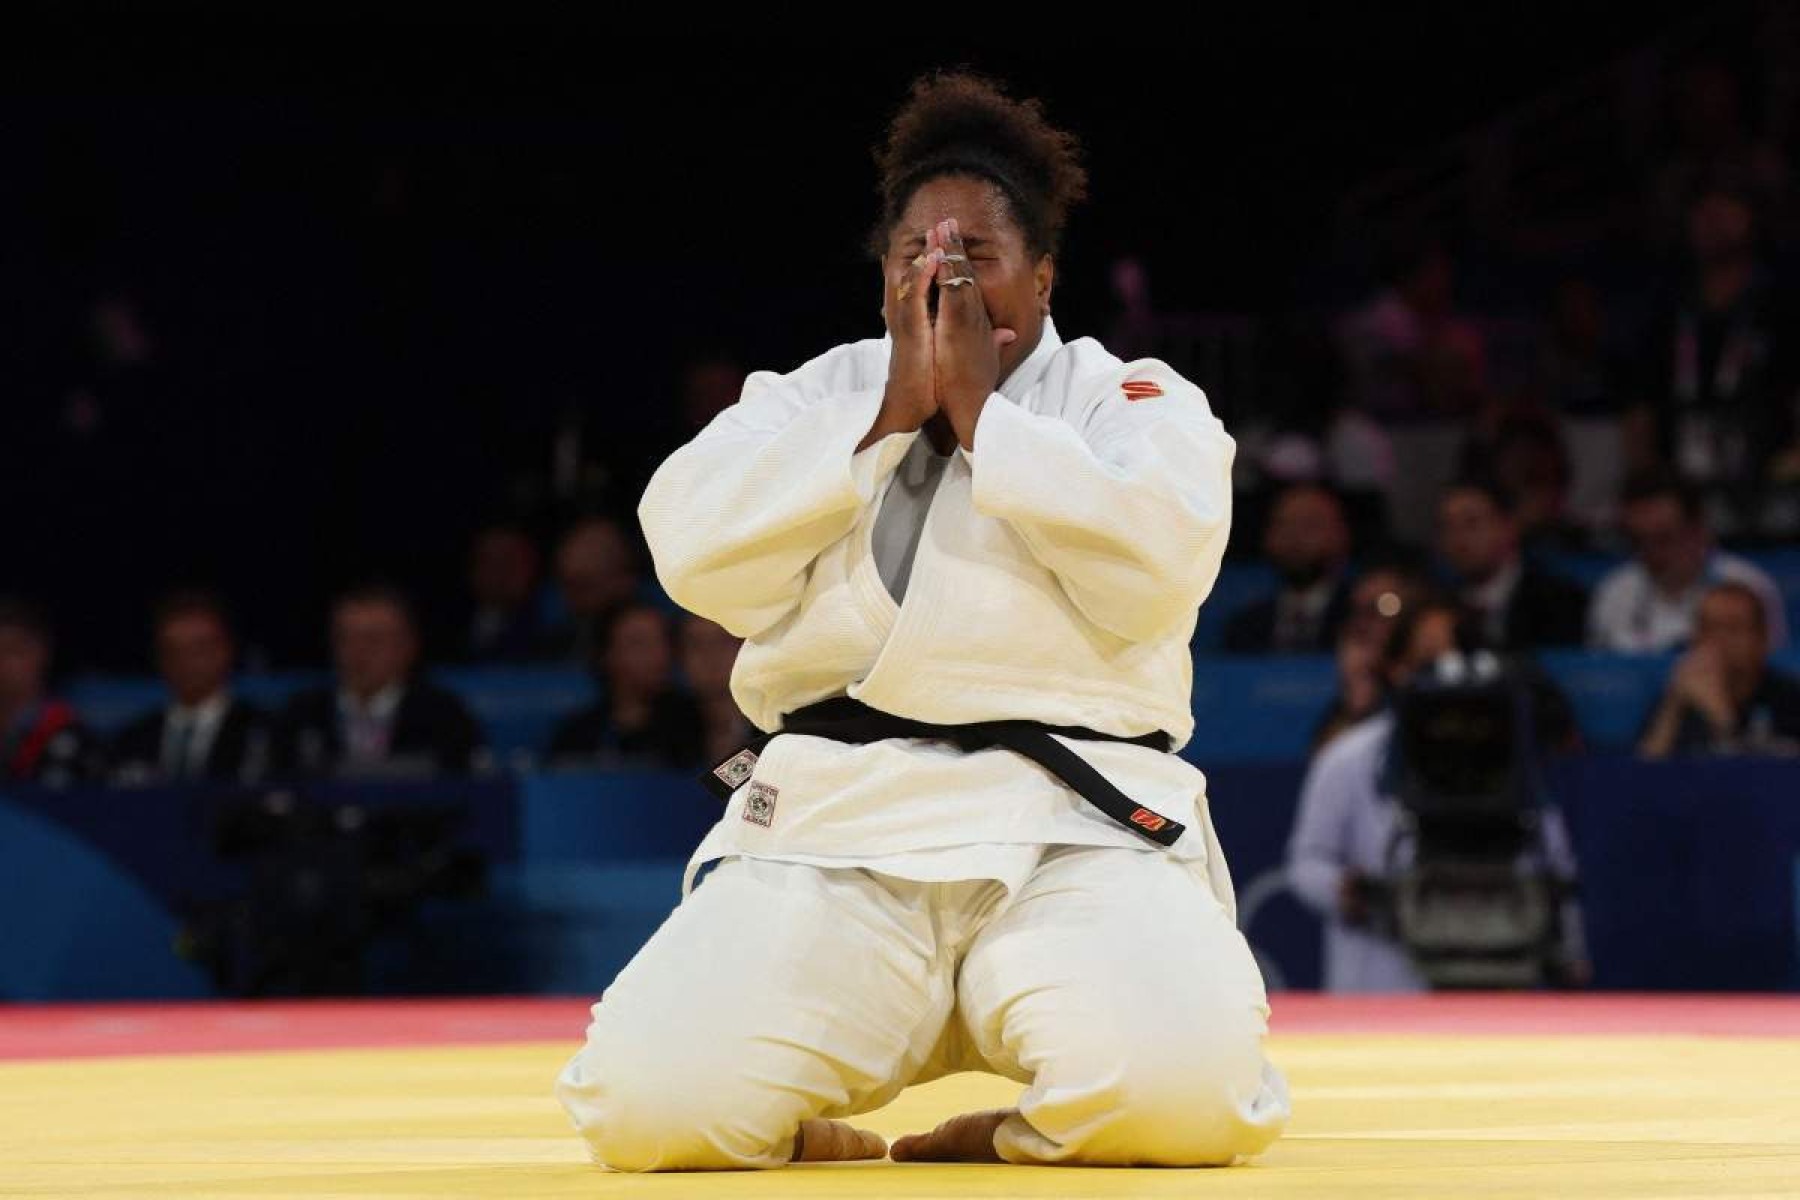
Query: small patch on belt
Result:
<box><xmin>713</xmin><ymin>748</ymin><xmax>759</xmax><ymax>791</ymax></box>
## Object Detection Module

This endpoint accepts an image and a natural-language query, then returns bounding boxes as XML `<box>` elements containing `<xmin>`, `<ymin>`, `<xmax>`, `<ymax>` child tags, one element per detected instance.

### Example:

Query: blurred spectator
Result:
<box><xmin>53</xmin><ymin>290</ymin><xmax>163</xmax><ymax>449</ymax></box>
<box><xmin>1587</xmin><ymin>472</ymin><xmax>1787</xmax><ymax>652</ymax></box>
<box><xmin>1641</xmin><ymin>183</ymin><xmax>1800</xmax><ymax>536</ymax></box>
<box><xmin>465</xmin><ymin>521</ymin><xmax>543</xmax><ymax>662</ymax></box>
<box><xmin>1223</xmin><ymin>483</ymin><xmax>1354</xmax><ymax>654</ymax></box>
<box><xmin>0</xmin><ymin>599</ymin><xmax>99</xmax><ymax>787</ymax></box>
<box><xmin>28</xmin><ymin>287</ymin><xmax>195</xmax><ymax>671</ymax></box>
<box><xmin>1648</xmin><ymin>60</ymin><xmax>1793</xmax><ymax>251</ymax></box>
<box><xmin>1311</xmin><ymin>559</ymin><xmax>1435</xmax><ymax>751</ymax></box>
<box><xmin>1336</xmin><ymin>237</ymin><xmax>1487</xmax><ymax>544</ymax></box>
<box><xmin>679</xmin><ymin>356</ymin><xmax>747</xmax><ymax>436</ymax></box>
<box><xmin>1104</xmin><ymin>256</ymin><xmax>1161</xmax><ymax>362</ymax></box>
<box><xmin>274</xmin><ymin>586</ymin><xmax>485</xmax><ymax>777</ymax></box>
<box><xmin>1639</xmin><ymin>581</ymin><xmax>1800</xmax><ymax>758</ymax></box>
<box><xmin>538</xmin><ymin>515</ymin><xmax>643</xmax><ymax>663</ymax></box>
<box><xmin>110</xmin><ymin>591</ymin><xmax>271</xmax><ymax>785</ymax></box>
<box><xmin>548</xmin><ymin>603</ymin><xmax>700</xmax><ymax>768</ymax></box>
<box><xmin>1286</xmin><ymin>598</ymin><xmax>1586</xmax><ymax>992</ymax></box>
<box><xmin>1471</xmin><ymin>412</ymin><xmax>1592</xmax><ymax>554</ymax></box>
<box><xmin>1436</xmin><ymin>478</ymin><xmax>1587</xmax><ymax>649</ymax></box>
<box><xmin>1526</xmin><ymin>279</ymin><xmax>1642</xmax><ymax>532</ymax></box>
<box><xmin>679</xmin><ymin>614</ymin><xmax>751</xmax><ymax>766</ymax></box>
<box><xmin>609</xmin><ymin>356</ymin><xmax>751</xmax><ymax>511</ymax></box>
<box><xmin>1338</xmin><ymin>239</ymin><xmax>1488</xmax><ymax>422</ymax></box>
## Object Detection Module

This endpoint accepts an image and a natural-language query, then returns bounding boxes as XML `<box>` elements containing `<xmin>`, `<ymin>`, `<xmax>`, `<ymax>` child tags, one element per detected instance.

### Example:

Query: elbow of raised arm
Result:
<box><xmin>651</xmin><ymin>555</ymin><xmax>795</xmax><ymax>641</ymax></box>
<box><xmin>1078</xmin><ymin>582</ymin><xmax>1198</xmax><ymax>642</ymax></box>
<box><xmin>1057</xmin><ymin>529</ymin><xmax>1223</xmax><ymax>641</ymax></box>
<box><xmin>1108</xmin><ymin>531</ymin><xmax>1228</xmax><ymax>641</ymax></box>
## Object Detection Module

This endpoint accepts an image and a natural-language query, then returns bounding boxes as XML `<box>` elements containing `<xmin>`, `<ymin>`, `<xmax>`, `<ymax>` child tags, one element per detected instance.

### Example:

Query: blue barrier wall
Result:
<box><xmin>4</xmin><ymin>757</ymin><xmax>1796</xmax><ymax>1000</ymax></box>
<box><xmin>0</xmin><ymin>801</ymin><xmax>211</xmax><ymax>1000</ymax></box>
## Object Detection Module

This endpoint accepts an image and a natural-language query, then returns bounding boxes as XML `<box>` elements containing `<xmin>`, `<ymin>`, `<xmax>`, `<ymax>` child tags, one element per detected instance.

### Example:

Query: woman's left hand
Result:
<box><xmin>931</xmin><ymin>218</ymin><xmax>1016</xmax><ymax>450</ymax></box>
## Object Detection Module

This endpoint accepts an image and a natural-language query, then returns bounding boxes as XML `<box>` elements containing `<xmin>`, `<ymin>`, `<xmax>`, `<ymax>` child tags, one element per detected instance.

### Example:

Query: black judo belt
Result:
<box><xmin>701</xmin><ymin>695</ymin><xmax>1186</xmax><ymax>848</ymax></box>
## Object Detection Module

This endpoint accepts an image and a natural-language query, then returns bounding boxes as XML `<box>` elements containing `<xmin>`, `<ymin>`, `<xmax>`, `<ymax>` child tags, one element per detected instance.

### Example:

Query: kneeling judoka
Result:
<box><xmin>556</xmin><ymin>69</ymin><xmax>1291</xmax><ymax>1171</ymax></box>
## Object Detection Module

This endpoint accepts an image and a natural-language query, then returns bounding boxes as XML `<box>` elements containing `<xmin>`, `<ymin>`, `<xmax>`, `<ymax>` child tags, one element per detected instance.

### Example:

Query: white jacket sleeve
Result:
<box><xmin>967</xmin><ymin>374</ymin><xmax>1234</xmax><ymax>642</ymax></box>
<box><xmin>638</xmin><ymin>353</ymin><xmax>913</xmax><ymax>638</ymax></box>
<box><xmin>1285</xmin><ymin>736</ymin><xmax>1359</xmax><ymax>918</ymax></box>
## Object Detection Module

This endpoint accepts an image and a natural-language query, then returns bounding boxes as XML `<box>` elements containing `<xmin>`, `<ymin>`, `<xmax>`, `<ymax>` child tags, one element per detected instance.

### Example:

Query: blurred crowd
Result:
<box><xmin>8</xmin><ymin>48</ymin><xmax>1800</xmax><ymax>791</ymax></box>
<box><xmin>5</xmin><ymin>430</ymin><xmax>1796</xmax><ymax>793</ymax></box>
<box><xmin>1229</xmin><ymin>471</ymin><xmax>1798</xmax><ymax>761</ymax></box>
<box><xmin>1264</xmin><ymin>172</ymin><xmax>1800</xmax><ymax>551</ymax></box>
<box><xmin>0</xmin><ymin>522</ymin><xmax>756</xmax><ymax>786</ymax></box>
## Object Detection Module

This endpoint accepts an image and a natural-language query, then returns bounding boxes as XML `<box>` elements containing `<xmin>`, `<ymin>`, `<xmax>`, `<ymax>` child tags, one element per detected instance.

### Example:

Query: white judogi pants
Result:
<box><xmin>555</xmin><ymin>844</ymin><xmax>1291</xmax><ymax>1170</ymax></box>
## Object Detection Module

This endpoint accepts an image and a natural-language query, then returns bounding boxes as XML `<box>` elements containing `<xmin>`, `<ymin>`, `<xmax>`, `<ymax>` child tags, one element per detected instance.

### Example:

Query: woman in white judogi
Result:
<box><xmin>556</xmin><ymin>71</ymin><xmax>1291</xmax><ymax>1171</ymax></box>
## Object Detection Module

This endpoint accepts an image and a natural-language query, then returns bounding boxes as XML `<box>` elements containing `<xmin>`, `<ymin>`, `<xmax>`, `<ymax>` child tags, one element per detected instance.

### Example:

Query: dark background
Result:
<box><xmin>0</xmin><ymin>5</ymin><xmax>1711</xmax><ymax>668</ymax></box>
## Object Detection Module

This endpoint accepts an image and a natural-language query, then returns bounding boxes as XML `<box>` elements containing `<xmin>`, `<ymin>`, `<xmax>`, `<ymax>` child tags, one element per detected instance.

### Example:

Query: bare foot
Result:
<box><xmin>792</xmin><ymin>1118</ymin><xmax>887</xmax><ymax>1163</ymax></box>
<box><xmin>888</xmin><ymin>1108</ymin><xmax>1014</xmax><ymax>1163</ymax></box>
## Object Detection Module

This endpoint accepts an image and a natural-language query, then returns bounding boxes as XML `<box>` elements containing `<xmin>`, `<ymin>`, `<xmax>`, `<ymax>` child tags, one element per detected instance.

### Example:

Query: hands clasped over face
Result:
<box><xmin>881</xmin><ymin>217</ymin><xmax>1019</xmax><ymax>452</ymax></box>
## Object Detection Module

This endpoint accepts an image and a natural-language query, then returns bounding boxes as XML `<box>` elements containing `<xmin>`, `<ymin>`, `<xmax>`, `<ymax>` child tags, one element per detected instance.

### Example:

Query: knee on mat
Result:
<box><xmin>1117</xmin><ymin>1072</ymin><xmax>1278</xmax><ymax>1166</ymax></box>
<box><xmin>1038</xmin><ymin>1031</ymin><xmax>1283</xmax><ymax>1166</ymax></box>
<box><xmin>556</xmin><ymin>1038</ymin><xmax>793</xmax><ymax>1171</ymax></box>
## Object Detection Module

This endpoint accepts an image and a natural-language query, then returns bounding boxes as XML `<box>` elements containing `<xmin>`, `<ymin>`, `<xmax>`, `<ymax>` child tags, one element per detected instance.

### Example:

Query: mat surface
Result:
<box><xmin>3</xmin><ymin>995</ymin><xmax>1797</xmax><ymax>1198</ymax></box>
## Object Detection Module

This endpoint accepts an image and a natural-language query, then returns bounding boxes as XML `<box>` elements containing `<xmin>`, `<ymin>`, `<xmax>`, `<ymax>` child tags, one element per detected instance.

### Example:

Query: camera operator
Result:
<box><xmin>1285</xmin><ymin>598</ymin><xmax>1588</xmax><ymax>991</ymax></box>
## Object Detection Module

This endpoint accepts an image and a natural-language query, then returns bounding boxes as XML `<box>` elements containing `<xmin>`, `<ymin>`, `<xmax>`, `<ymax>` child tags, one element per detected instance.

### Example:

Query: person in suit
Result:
<box><xmin>110</xmin><ymin>590</ymin><xmax>271</xmax><ymax>785</ymax></box>
<box><xmin>0</xmin><ymin>597</ymin><xmax>100</xmax><ymax>787</ymax></box>
<box><xmin>536</xmin><ymin>515</ymin><xmax>645</xmax><ymax>664</ymax></box>
<box><xmin>463</xmin><ymin>520</ymin><xmax>544</xmax><ymax>663</ymax></box>
<box><xmin>547</xmin><ymin>602</ymin><xmax>701</xmax><ymax>769</ymax></box>
<box><xmin>1436</xmin><ymin>478</ymin><xmax>1587</xmax><ymax>649</ymax></box>
<box><xmin>274</xmin><ymin>585</ymin><xmax>486</xmax><ymax>778</ymax></box>
<box><xmin>1222</xmin><ymin>482</ymin><xmax>1354</xmax><ymax>654</ymax></box>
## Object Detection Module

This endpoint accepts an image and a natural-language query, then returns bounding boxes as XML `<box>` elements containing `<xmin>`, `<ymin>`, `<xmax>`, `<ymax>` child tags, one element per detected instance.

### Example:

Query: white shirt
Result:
<box><xmin>163</xmin><ymin>692</ymin><xmax>231</xmax><ymax>777</ymax></box>
<box><xmin>1586</xmin><ymin>550</ymin><xmax>1788</xmax><ymax>653</ymax></box>
<box><xmin>647</xmin><ymin>318</ymin><xmax>1241</xmax><ymax>909</ymax></box>
<box><xmin>1462</xmin><ymin>557</ymin><xmax>1523</xmax><ymax>646</ymax></box>
<box><xmin>1273</xmin><ymin>575</ymin><xmax>1339</xmax><ymax>649</ymax></box>
<box><xmin>337</xmin><ymin>684</ymin><xmax>405</xmax><ymax>765</ymax></box>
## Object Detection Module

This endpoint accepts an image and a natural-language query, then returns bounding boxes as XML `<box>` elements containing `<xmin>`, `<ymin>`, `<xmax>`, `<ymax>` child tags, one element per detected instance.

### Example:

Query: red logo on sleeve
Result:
<box><xmin>1121</xmin><ymin>380</ymin><xmax>1164</xmax><ymax>402</ymax></box>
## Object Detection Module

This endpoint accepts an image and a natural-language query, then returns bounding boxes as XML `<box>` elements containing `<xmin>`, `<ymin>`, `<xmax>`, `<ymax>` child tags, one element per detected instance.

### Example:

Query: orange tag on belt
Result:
<box><xmin>1128</xmin><ymin>807</ymin><xmax>1169</xmax><ymax>832</ymax></box>
<box><xmin>1121</xmin><ymin>380</ymin><xmax>1163</xmax><ymax>402</ymax></box>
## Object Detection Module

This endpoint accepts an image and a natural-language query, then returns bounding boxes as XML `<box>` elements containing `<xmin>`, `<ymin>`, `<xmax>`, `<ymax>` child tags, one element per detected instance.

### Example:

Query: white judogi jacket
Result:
<box><xmin>639</xmin><ymin>318</ymin><xmax>1242</xmax><ymax>914</ymax></box>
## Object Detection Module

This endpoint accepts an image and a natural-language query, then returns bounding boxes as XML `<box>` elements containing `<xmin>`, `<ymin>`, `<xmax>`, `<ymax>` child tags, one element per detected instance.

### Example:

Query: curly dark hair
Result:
<box><xmin>868</xmin><ymin>70</ymin><xmax>1088</xmax><ymax>260</ymax></box>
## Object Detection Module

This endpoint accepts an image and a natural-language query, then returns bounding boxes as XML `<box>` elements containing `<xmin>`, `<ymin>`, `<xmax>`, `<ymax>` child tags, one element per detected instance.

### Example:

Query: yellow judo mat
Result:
<box><xmin>5</xmin><ymin>1022</ymin><xmax>1798</xmax><ymax>1198</ymax></box>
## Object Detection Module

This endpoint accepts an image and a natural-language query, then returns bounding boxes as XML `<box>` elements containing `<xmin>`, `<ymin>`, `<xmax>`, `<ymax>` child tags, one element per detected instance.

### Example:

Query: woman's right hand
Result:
<box><xmin>860</xmin><ymin>231</ymin><xmax>944</xmax><ymax>451</ymax></box>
